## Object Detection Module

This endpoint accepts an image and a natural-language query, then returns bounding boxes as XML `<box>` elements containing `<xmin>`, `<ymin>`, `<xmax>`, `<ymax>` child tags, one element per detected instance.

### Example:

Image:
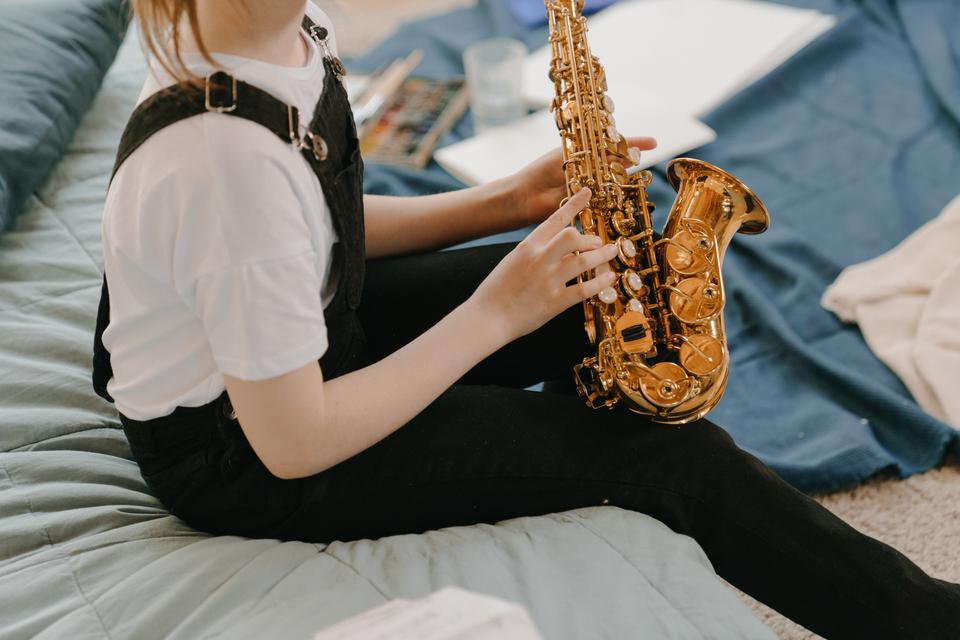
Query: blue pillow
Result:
<box><xmin>0</xmin><ymin>0</ymin><xmax>128</xmax><ymax>232</ymax></box>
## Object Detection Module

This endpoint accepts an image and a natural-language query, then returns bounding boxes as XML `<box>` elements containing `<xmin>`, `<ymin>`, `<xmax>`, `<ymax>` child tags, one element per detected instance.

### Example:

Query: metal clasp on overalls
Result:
<box><xmin>222</xmin><ymin>396</ymin><xmax>237</xmax><ymax>421</ymax></box>
<box><xmin>287</xmin><ymin>104</ymin><xmax>328</xmax><ymax>162</ymax></box>
<box><xmin>204</xmin><ymin>73</ymin><xmax>238</xmax><ymax>113</ymax></box>
<box><xmin>307</xmin><ymin>24</ymin><xmax>346</xmax><ymax>79</ymax></box>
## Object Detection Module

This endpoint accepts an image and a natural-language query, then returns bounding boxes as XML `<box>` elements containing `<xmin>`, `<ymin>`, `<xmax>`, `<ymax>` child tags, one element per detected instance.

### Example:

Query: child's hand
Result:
<box><xmin>507</xmin><ymin>136</ymin><xmax>657</xmax><ymax>228</ymax></box>
<box><xmin>470</xmin><ymin>188</ymin><xmax>618</xmax><ymax>343</ymax></box>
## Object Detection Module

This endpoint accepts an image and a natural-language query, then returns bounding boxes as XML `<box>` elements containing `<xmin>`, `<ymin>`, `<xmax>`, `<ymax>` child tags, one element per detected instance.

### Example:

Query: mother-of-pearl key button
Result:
<box><xmin>598</xmin><ymin>287</ymin><xmax>618</xmax><ymax>304</ymax></box>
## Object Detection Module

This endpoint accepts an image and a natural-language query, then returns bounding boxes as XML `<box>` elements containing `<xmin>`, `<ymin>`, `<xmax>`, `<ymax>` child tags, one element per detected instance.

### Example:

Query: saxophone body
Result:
<box><xmin>545</xmin><ymin>0</ymin><xmax>770</xmax><ymax>424</ymax></box>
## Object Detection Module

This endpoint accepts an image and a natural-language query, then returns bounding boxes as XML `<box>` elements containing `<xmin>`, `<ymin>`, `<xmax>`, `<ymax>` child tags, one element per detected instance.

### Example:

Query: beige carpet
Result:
<box><xmin>732</xmin><ymin>456</ymin><xmax>960</xmax><ymax>638</ymax></box>
<box><xmin>322</xmin><ymin>3</ymin><xmax>960</xmax><ymax>637</ymax></box>
<box><xmin>318</xmin><ymin>0</ymin><xmax>477</xmax><ymax>58</ymax></box>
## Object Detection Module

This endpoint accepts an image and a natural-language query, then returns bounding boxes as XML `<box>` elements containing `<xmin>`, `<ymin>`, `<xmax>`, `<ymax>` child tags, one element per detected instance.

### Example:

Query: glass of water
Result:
<box><xmin>463</xmin><ymin>37</ymin><xmax>528</xmax><ymax>132</ymax></box>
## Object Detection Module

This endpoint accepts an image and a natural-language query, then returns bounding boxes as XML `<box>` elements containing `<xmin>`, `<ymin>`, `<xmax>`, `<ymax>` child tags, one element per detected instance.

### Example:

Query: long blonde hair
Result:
<box><xmin>131</xmin><ymin>0</ymin><xmax>216</xmax><ymax>85</ymax></box>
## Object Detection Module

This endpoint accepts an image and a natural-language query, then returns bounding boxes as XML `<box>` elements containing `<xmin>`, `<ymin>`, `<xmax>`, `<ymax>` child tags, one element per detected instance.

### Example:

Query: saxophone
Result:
<box><xmin>545</xmin><ymin>0</ymin><xmax>770</xmax><ymax>424</ymax></box>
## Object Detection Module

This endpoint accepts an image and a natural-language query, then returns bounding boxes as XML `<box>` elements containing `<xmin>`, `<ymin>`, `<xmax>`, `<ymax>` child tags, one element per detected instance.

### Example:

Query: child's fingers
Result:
<box><xmin>562</xmin><ymin>269</ymin><xmax>618</xmax><ymax>307</ymax></box>
<box><xmin>527</xmin><ymin>187</ymin><xmax>592</xmax><ymax>246</ymax></box>
<box><xmin>625</xmin><ymin>136</ymin><xmax>657</xmax><ymax>150</ymax></box>
<box><xmin>558</xmin><ymin>242</ymin><xmax>618</xmax><ymax>284</ymax></box>
<box><xmin>544</xmin><ymin>225</ymin><xmax>603</xmax><ymax>262</ymax></box>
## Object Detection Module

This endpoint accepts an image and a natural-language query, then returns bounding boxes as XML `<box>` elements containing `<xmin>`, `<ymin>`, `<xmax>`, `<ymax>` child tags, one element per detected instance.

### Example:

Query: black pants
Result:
<box><xmin>121</xmin><ymin>243</ymin><xmax>960</xmax><ymax>640</ymax></box>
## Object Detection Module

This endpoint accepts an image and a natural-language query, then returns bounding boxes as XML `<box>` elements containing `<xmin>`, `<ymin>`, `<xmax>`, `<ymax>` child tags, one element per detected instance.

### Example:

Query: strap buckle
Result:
<box><xmin>308</xmin><ymin>24</ymin><xmax>329</xmax><ymax>44</ymax></box>
<box><xmin>204</xmin><ymin>72</ymin><xmax>238</xmax><ymax>113</ymax></box>
<box><xmin>305</xmin><ymin>23</ymin><xmax>346</xmax><ymax>79</ymax></box>
<box><xmin>287</xmin><ymin>105</ymin><xmax>328</xmax><ymax>162</ymax></box>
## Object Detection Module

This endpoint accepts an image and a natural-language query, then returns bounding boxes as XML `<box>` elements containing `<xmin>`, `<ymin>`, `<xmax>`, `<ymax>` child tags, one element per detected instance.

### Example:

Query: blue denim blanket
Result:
<box><xmin>350</xmin><ymin>0</ymin><xmax>960</xmax><ymax>492</ymax></box>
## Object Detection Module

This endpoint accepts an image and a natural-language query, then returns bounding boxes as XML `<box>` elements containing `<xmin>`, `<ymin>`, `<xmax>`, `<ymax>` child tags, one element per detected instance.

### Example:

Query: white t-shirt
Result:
<box><xmin>101</xmin><ymin>4</ymin><xmax>341</xmax><ymax>421</ymax></box>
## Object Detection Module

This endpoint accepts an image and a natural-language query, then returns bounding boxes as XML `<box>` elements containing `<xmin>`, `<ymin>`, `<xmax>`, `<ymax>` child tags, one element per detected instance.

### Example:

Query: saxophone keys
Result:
<box><xmin>574</xmin><ymin>360</ymin><xmax>616</xmax><ymax>409</ymax></box>
<box><xmin>679</xmin><ymin>334</ymin><xmax>725</xmax><ymax>377</ymax></box>
<box><xmin>597</xmin><ymin>286</ymin><xmax>618</xmax><ymax>305</ymax></box>
<box><xmin>615</xmin><ymin>311</ymin><xmax>653</xmax><ymax>355</ymax></box>
<box><xmin>616</xmin><ymin>236</ymin><xmax>638</xmax><ymax>264</ymax></box>
<box><xmin>621</xmin><ymin>269</ymin><xmax>646</xmax><ymax>298</ymax></box>
<box><xmin>669</xmin><ymin>277</ymin><xmax>723</xmax><ymax>324</ymax></box>
<box><xmin>609</xmin><ymin>162</ymin><xmax>628</xmax><ymax>183</ymax></box>
<box><xmin>612</xmin><ymin>211</ymin><xmax>636</xmax><ymax>237</ymax></box>
<box><xmin>582</xmin><ymin>300</ymin><xmax>598</xmax><ymax>344</ymax></box>
<box><xmin>665</xmin><ymin>227</ymin><xmax>714</xmax><ymax>275</ymax></box>
<box><xmin>602</xmin><ymin>94</ymin><xmax>615</xmax><ymax>114</ymax></box>
<box><xmin>639</xmin><ymin>362</ymin><xmax>691</xmax><ymax>408</ymax></box>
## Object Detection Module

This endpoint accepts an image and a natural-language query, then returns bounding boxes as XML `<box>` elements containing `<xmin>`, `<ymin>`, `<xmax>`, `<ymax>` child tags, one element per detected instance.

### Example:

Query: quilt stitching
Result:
<box><xmin>0</xmin><ymin>281</ymin><xmax>100</xmax><ymax>315</ymax></box>
<box><xmin>164</xmin><ymin>543</ymin><xmax>284</xmax><ymax>638</ymax></box>
<box><xmin>35</xmin><ymin>196</ymin><xmax>103</xmax><ymax>276</ymax></box>
<box><xmin>321</xmin><ymin>548</ymin><xmax>391</xmax><ymax>601</ymax></box>
<box><xmin>567</xmin><ymin>514</ymin><xmax>704</xmax><ymax>638</ymax></box>
<box><xmin>0</xmin><ymin>455</ymin><xmax>113</xmax><ymax>638</ymax></box>
<box><xmin>5</xmin><ymin>425</ymin><xmax>124</xmax><ymax>456</ymax></box>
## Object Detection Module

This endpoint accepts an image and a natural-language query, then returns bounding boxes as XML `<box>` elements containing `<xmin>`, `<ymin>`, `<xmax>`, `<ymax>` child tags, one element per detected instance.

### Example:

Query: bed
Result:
<box><xmin>3</xmin><ymin>0</ymin><xmax>959</xmax><ymax>636</ymax></box>
<box><xmin>0</xmin><ymin>3</ymin><xmax>777</xmax><ymax>638</ymax></box>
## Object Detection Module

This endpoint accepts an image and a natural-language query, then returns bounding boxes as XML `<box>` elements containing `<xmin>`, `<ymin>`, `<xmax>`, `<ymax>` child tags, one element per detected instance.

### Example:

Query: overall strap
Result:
<box><xmin>110</xmin><ymin>72</ymin><xmax>327</xmax><ymax>185</ymax></box>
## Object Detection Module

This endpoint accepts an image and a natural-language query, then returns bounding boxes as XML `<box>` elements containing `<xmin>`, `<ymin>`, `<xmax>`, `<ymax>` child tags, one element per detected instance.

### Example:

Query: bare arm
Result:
<box><xmin>363</xmin><ymin>137</ymin><xmax>657</xmax><ymax>259</ymax></box>
<box><xmin>224</xmin><ymin>189</ymin><xmax>617</xmax><ymax>479</ymax></box>
<box><xmin>363</xmin><ymin>178</ymin><xmax>522</xmax><ymax>259</ymax></box>
<box><xmin>223</xmin><ymin>296</ymin><xmax>502</xmax><ymax>479</ymax></box>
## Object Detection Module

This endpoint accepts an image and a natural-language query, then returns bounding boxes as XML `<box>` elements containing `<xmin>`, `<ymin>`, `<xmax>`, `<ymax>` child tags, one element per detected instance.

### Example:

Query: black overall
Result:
<box><xmin>91</xmin><ymin>19</ymin><xmax>960</xmax><ymax>639</ymax></box>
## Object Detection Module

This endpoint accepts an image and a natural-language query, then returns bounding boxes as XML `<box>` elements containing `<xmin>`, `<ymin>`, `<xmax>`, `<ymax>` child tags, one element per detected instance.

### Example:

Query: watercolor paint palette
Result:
<box><xmin>359</xmin><ymin>76</ymin><xmax>469</xmax><ymax>169</ymax></box>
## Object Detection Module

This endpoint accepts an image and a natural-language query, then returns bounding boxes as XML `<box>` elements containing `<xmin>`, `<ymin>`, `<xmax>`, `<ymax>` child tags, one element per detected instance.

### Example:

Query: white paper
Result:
<box><xmin>312</xmin><ymin>587</ymin><xmax>544</xmax><ymax>640</ymax></box>
<box><xmin>435</xmin><ymin>101</ymin><xmax>716</xmax><ymax>186</ymax></box>
<box><xmin>719</xmin><ymin>11</ymin><xmax>836</xmax><ymax>106</ymax></box>
<box><xmin>523</xmin><ymin>0</ymin><xmax>836</xmax><ymax>117</ymax></box>
<box><xmin>344</xmin><ymin>74</ymin><xmax>371</xmax><ymax>104</ymax></box>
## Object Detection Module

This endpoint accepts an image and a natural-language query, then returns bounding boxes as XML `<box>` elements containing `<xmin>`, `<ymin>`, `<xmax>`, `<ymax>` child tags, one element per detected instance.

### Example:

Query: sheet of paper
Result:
<box><xmin>344</xmin><ymin>74</ymin><xmax>371</xmax><ymax>105</ymax></box>
<box><xmin>524</xmin><ymin>0</ymin><xmax>836</xmax><ymax>117</ymax></box>
<box><xmin>312</xmin><ymin>588</ymin><xmax>543</xmax><ymax>640</ymax></box>
<box><xmin>435</xmin><ymin>100</ymin><xmax>716</xmax><ymax>186</ymax></box>
<box><xmin>726</xmin><ymin>11</ymin><xmax>835</xmax><ymax>100</ymax></box>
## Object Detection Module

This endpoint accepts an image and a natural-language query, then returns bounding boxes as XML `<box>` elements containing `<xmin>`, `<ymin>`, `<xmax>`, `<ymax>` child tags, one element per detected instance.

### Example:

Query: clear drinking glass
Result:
<box><xmin>463</xmin><ymin>37</ymin><xmax>528</xmax><ymax>132</ymax></box>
